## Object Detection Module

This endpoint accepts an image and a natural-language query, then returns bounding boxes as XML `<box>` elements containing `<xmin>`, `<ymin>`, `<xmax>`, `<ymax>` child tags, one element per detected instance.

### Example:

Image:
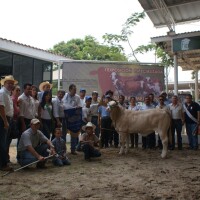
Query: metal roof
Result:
<box><xmin>151</xmin><ymin>31</ymin><xmax>200</xmax><ymax>70</ymax></box>
<box><xmin>0</xmin><ymin>37</ymin><xmax>69</xmax><ymax>63</ymax></box>
<box><xmin>138</xmin><ymin>0</ymin><xmax>200</xmax><ymax>30</ymax></box>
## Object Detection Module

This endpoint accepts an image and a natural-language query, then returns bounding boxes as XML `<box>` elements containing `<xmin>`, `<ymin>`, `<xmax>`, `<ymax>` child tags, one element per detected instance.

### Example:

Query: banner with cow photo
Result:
<box><xmin>62</xmin><ymin>61</ymin><xmax>164</xmax><ymax>101</ymax></box>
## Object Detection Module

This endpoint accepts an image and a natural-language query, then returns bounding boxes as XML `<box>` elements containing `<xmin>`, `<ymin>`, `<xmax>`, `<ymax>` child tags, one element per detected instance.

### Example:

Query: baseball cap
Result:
<box><xmin>31</xmin><ymin>119</ymin><xmax>40</xmax><ymax>125</ymax></box>
<box><xmin>85</xmin><ymin>96</ymin><xmax>92</xmax><ymax>102</ymax></box>
<box><xmin>80</xmin><ymin>88</ymin><xmax>86</xmax><ymax>92</ymax></box>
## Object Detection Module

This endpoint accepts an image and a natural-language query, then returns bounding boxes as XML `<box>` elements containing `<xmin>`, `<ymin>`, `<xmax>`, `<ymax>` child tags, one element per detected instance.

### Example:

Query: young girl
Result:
<box><xmin>38</xmin><ymin>91</ymin><xmax>54</xmax><ymax>139</ymax></box>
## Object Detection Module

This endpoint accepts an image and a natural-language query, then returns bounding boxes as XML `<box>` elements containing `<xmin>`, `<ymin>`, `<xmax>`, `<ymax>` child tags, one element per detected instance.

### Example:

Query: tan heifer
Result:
<box><xmin>108</xmin><ymin>101</ymin><xmax>171</xmax><ymax>158</ymax></box>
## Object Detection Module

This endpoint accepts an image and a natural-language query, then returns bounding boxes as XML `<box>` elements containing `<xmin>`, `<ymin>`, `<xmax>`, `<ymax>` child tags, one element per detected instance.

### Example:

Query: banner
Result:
<box><xmin>62</xmin><ymin>61</ymin><xmax>164</xmax><ymax>101</ymax></box>
<box><xmin>64</xmin><ymin>107</ymin><xmax>82</xmax><ymax>133</ymax></box>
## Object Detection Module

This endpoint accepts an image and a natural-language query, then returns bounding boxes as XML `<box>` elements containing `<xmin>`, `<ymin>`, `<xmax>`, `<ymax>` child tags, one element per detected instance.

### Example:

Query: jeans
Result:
<box><xmin>18</xmin><ymin>144</ymin><xmax>49</xmax><ymax>166</ymax></box>
<box><xmin>130</xmin><ymin>133</ymin><xmax>139</xmax><ymax>147</ymax></box>
<box><xmin>82</xmin><ymin>144</ymin><xmax>101</xmax><ymax>160</ymax></box>
<box><xmin>41</xmin><ymin>119</ymin><xmax>53</xmax><ymax>139</ymax></box>
<box><xmin>0</xmin><ymin>117</ymin><xmax>8</xmax><ymax>168</ymax></box>
<box><xmin>53</xmin><ymin>157</ymin><xmax>71</xmax><ymax>166</ymax></box>
<box><xmin>171</xmin><ymin>119</ymin><xmax>182</xmax><ymax>149</ymax></box>
<box><xmin>91</xmin><ymin>116</ymin><xmax>99</xmax><ymax>138</ymax></box>
<box><xmin>186</xmin><ymin>123</ymin><xmax>198</xmax><ymax>149</ymax></box>
<box><xmin>142</xmin><ymin>132</ymin><xmax>156</xmax><ymax>149</ymax></box>
<box><xmin>101</xmin><ymin>116</ymin><xmax>112</xmax><ymax>148</ymax></box>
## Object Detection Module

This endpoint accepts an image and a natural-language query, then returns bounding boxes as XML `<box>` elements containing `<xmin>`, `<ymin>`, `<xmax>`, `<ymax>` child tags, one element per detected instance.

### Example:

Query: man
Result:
<box><xmin>140</xmin><ymin>96</ymin><xmax>156</xmax><ymax>149</ymax></box>
<box><xmin>184</xmin><ymin>94</ymin><xmax>200</xmax><ymax>150</ymax></box>
<box><xmin>63</xmin><ymin>84</ymin><xmax>82</xmax><ymax>155</ymax></box>
<box><xmin>82</xmin><ymin>96</ymin><xmax>92</xmax><ymax>125</ymax></box>
<box><xmin>161</xmin><ymin>91</ymin><xmax>171</xmax><ymax>105</ymax></box>
<box><xmin>0</xmin><ymin>75</ymin><xmax>18</xmax><ymax>171</ymax></box>
<box><xmin>38</xmin><ymin>81</ymin><xmax>53</xmax><ymax>102</ymax></box>
<box><xmin>79</xmin><ymin>88</ymin><xmax>86</xmax><ymax>107</ymax></box>
<box><xmin>80</xmin><ymin>122</ymin><xmax>101</xmax><ymax>161</ymax></box>
<box><xmin>90</xmin><ymin>91</ymin><xmax>100</xmax><ymax>138</ymax></box>
<box><xmin>169</xmin><ymin>95</ymin><xmax>185</xmax><ymax>150</ymax></box>
<box><xmin>17</xmin><ymin>118</ymin><xmax>55</xmax><ymax>168</ymax></box>
<box><xmin>149</xmin><ymin>93</ymin><xmax>158</xmax><ymax>107</ymax></box>
<box><xmin>52</xmin><ymin>90</ymin><xmax>66</xmax><ymax>141</ymax></box>
<box><xmin>19</xmin><ymin>83</ymin><xmax>36</xmax><ymax>133</ymax></box>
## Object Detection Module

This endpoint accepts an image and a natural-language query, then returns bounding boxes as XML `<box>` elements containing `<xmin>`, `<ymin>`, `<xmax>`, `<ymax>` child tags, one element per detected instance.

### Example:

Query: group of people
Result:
<box><xmin>0</xmin><ymin>74</ymin><xmax>200</xmax><ymax>172</ymax></box>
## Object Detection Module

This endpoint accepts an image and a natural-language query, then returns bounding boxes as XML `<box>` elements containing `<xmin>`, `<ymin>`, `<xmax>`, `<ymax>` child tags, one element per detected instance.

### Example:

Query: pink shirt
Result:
<box><xmin>12</xmin><ymin>95</ymin><xmax>20</xmax><ymax>120</ymax></box>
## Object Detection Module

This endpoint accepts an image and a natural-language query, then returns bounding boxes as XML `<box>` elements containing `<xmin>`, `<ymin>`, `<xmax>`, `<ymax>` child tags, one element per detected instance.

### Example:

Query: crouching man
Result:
<box><xmin>17</xmin><ymin>118</ymin><xmax>55</xmax><ymax>168</ymax></box>
<box><xmin>80</xmin><ymin>122</ymin><xmax>101</xmax><ymax>161</ymax></box>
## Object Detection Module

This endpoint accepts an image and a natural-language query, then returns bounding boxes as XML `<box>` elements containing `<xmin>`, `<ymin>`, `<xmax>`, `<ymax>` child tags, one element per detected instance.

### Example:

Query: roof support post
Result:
<box><xmin>195</xmin><ymin>69</ymin><xmax>199</xmax><ymax>102</ymax></box>
<box><xmin>174</xmin><ymin>54</ymin><xmax>178</xmax><ymax>95</ymax></box>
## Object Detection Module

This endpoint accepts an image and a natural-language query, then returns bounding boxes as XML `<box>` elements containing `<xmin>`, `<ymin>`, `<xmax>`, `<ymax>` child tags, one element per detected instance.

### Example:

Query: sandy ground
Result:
<box><xmin>0</xmin><ymin>146</ymin><xmax>200</xmax><ymax>200</ymax></box>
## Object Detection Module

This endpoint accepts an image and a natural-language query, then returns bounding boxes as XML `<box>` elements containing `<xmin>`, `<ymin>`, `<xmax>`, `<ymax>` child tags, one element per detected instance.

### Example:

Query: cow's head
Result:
<box><xmin>108</xmin><ymin>100</ymin><xmax>118</xmax><ymax>110</ymax></box>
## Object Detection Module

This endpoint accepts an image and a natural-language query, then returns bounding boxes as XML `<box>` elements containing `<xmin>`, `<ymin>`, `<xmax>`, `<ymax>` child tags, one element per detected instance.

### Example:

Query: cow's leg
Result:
<box><xmin>119</xmin><ymin>134</ymin><xmax>126</xmax><ymax>155</ymax></box>
<box><xmin>125</xmin><ymin>134</ymin><xmax>130</xmax><ymax>154</ymax></box>
<box><xmin>159</xmin><ymin>132</ymin><xmax>168</xmax><ymax>158</ymax></box>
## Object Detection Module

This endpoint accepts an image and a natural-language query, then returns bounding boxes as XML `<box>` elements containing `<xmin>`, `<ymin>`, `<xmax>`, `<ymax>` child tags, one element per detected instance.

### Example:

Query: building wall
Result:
<box><xmin>0</xmin><ymin>50</ymin><xmax>52</xmax><ymax>89</ymax></box>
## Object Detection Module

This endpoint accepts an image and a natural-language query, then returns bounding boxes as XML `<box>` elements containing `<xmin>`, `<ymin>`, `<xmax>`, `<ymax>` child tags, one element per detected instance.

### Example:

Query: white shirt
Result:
<box><xmin>80</xmin><ymin>98</ymin><xmax>86</xmax><ymax>107</ymax></box>
<box><xmin>82</xmin><ymin>106</ymin><xmax>92</xmax><ymax>123</ymax></box>
<box><xmin>52</xmin><ymin>97</ymin><xmax>64</xmax><ymax>118</ymax></box>
<box><xmin>0</xmin><ymin>87</ymin><xmax>14</xmax><ymax>117</ymax></box>
<box><xmin>63</xmin><ymin>93</ymin><xmax>81</xmax><ymax>110</ymax></box>
<box><xmin>169</xmin><ymin>103</ymin><xmax>184</xmax><ymax>119</ymax></box>
<box><xmin>18</xmin><ymin>93</ymin><xmax>36</xmax><ymax>119</ymax></box>
<box><xmin>41</xmin><ymin>104</ymin><xmax>52</xmax><ymax>120</ymax></box>
<box><xmin>128</xmin><ymin>105</ymin><xmax>140</xmax><ymax>111</ymax></box>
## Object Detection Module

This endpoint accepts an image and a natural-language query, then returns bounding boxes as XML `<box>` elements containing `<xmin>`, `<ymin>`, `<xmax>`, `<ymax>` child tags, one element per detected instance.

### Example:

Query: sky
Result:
<box><xmin>1</xmin><ymin>0</ymin><xmax>200</xmax><ymax>81</ymax></box>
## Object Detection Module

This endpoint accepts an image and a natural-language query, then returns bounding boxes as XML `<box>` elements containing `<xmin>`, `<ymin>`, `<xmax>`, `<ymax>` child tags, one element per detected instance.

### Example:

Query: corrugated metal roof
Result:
<box><xmin>138</xmin><ymin>0</ymin><xmax>200</xmax><ymax>28</ymax></box>
<box><xmin>0</xmin><ymin>37</ymin><xmax>67</xmax><ymax>58</ymax></box>
<box><xmin>150</xmin><ymin>31</ymin><xmax>200</xmax><ymax>70</ymax></box>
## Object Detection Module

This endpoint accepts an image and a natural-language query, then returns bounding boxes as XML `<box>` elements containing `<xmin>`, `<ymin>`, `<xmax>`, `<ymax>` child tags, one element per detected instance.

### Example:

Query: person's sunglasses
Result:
<box><xmin>159</xmin><ymin>99</ymin><xmax>164</xmax><ymax>101</ymax></box>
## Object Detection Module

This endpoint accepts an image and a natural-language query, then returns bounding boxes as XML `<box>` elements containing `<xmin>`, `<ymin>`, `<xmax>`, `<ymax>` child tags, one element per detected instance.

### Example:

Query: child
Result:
<box><xmin>80</xmin><ymin>122</ymin><xmax>101</xmax><ymax>161</ymax></box>
<box><xmin>52</xmin><ymin>128</ymin><xmax>71</xmax><ymax>166</ymax></box>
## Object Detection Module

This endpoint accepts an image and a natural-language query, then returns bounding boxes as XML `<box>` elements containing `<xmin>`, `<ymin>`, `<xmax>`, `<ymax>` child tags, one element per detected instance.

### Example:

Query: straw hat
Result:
<box><xmin>82</xmin><ymin>122</ymin><xmax>96</xmax><ymax>131</ymax></box>
<box><xmin>39</xmin><ymin>81</ymin><xmax>53</xmax><ymax>92</ymax></box>
<box><xmin>1</xmin><ymin>75</ymin><xmax>18</xmax><ymax>86</ymax></box>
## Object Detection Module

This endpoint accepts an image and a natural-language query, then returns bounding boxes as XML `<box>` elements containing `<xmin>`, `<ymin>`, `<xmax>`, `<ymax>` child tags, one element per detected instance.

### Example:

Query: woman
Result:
<box><xmin>128</xmin><ymin>96</ymin><xmax>140</xmax><ymax>148</ymax></box>
<box><xmin>38</xmin><ymin>91</ymin><xmax>54</xmax><ymax>139</ymax></box>
<box><xmin>31</xmin><ymin>85</ymin><xmax>39</xmax><ymax>118</ymax></box>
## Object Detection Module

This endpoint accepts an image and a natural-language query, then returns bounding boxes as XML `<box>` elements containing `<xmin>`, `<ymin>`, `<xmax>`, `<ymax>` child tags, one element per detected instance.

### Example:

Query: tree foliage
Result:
<box><xmin>103</xmin><ymin>12</ymin><xmax>145</xmax><ymax>61</ymax></box>
<box><xmin>50</xmin><ymin>35</ymin><xmax>127</xmax><ymax>61</ymax></box>
<box><xmin>134</xmin><ymin>44</ymin><xmax>174</xmax><ymax>67</ymax></box>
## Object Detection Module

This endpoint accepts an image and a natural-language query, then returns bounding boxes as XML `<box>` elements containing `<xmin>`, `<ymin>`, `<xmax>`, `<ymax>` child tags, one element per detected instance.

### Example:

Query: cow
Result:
<box><xmin>108</xmin><ymin>101</ymin><xmax>171</xmax><ymax>158</ymax></box>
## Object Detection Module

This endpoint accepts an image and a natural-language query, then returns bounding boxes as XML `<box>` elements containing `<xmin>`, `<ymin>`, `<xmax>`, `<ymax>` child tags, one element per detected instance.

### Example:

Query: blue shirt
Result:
<box><xmin>98</xmin><ymin>106</ymin><xmax>110</xmax><ymax>117</ymax></box>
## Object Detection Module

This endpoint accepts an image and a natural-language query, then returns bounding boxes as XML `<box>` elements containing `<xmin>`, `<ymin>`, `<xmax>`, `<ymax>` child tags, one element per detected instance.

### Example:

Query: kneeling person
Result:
<box><xmin>80</xmin><ymin>122</ymin><xmax>101</xmax><ymax>161</ymax></box>
<box><xmin>17</xmin><ymin>119</ymin><xmax>55</xmax><ymax>168</ymax></box>
<box><xmin>52</xmin><ymin>128</ymin><xmax>71</xmax><ymax>166</ymax></box>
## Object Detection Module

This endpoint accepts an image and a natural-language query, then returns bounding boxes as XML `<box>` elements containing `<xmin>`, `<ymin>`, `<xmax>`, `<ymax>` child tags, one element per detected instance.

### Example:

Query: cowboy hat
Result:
<box><xmin>82</xmin><ymin>122</ymin><xmax>96</xmax><ymax>132</ymax></box>
<box><xmin>39</xmin><ymin>81</ymin><xmax>53</xmax><ymax>92</ymax></box>
<box><xmin>1</xmin><ymin>75</ymin><xmax>18</xmax><ymax>86</ymax></box>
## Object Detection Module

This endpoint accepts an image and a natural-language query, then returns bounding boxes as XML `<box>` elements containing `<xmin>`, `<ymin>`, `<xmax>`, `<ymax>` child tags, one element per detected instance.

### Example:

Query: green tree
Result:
<box><xmin>103</xmin><ymin>12</ymin><xmax>145</xmax><ymax>62</ymax></box>
<box><xmin>50</xmin><ymin>35</ymin><xmax>127</xmax><ymax>61</ymax></box>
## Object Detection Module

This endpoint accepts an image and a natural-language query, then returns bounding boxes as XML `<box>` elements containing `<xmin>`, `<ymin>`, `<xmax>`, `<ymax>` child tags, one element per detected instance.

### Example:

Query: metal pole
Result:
<box><xmin>195</xmin><ymin>69</ymin><xmax>199</xmax><ymax>102</ymax></box>
<box><xmin>165</xmin><ymin>65</ymin><xmax>169</xmax><ymax>93</ymax></box>
<box><xmin>58</xmin><ymin>63</ymin><xmax>61</xmax><ymax>90</ymax></box>
<box><xmin>174</xmin><ymin>54</ymin><xmax>178</xmax><ymax>95</ymax></box>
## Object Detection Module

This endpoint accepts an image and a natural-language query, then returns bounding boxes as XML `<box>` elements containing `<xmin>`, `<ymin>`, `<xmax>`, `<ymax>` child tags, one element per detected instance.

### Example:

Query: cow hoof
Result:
<box><xmin>119</xmin><ymin>151</ymin><xmax>124</xmax><ymax>155</ymax></box>
<box><xmin>161</xmin><ymin>153</ymin><xmax>167</xmax><ymax>158</ymax></box>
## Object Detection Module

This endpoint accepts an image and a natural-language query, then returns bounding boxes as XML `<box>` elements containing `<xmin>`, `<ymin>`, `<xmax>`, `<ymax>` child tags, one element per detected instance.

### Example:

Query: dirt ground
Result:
<box><xmin>0</xmin><ymin>146</ymin><xmax>200</xmax><ymax>200</ymax></box>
